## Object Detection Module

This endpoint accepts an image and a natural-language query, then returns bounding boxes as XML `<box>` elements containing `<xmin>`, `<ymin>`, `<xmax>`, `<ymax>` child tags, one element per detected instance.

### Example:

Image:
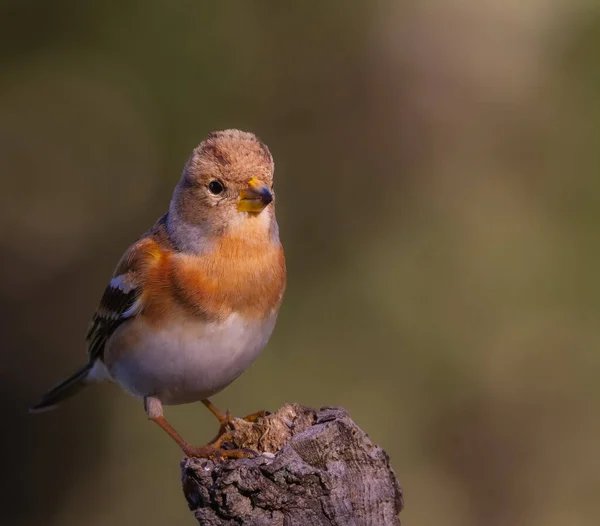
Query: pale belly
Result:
<box><xmin>101</xmin><ymin>312</ymin><xmax>278</xmax><ymax>405</ymax></box>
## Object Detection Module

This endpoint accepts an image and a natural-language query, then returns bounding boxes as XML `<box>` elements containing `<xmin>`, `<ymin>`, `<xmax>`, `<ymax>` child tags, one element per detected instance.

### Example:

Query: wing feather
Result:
<box><xmin>86</xmin><ymin>272</ymin><xmax>141</xmax><ymax>361</ymax></box>
<box><xmin>85</xmin><ymin>215</ymin><xmax>174</xmax><ymax>361</ymax></box>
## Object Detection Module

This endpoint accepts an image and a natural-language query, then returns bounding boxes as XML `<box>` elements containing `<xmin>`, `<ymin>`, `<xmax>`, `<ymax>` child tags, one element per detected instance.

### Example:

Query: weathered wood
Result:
<box><xmin>181</xmin><ymin>404</ymin><xmax>403</xmax><ymax>525</ymax></box>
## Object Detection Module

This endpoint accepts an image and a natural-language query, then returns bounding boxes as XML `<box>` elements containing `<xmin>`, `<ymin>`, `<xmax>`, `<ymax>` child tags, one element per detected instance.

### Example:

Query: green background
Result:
<box><xmin>2</xmin><ymin>1</ymin><xmax>600</xmax><ymax>525</ymax></box>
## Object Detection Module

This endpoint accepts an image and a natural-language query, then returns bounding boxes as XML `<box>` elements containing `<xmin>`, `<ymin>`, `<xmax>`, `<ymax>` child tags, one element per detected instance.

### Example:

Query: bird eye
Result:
<box><xmin>208</xmin><ymin>180</ymin><xmax>225</xmax><ymax>195</ymax></box>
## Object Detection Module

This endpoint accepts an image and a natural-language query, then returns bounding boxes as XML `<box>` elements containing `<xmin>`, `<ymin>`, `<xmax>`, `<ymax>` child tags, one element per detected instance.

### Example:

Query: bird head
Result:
<box><xmin>168</xmin><ymin>130</ymin><xmax>278</xmax><ymax>252</ymax></box>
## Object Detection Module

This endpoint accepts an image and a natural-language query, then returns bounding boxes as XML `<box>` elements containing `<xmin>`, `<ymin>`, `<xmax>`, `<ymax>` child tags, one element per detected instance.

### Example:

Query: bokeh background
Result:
<box><xmin>2</xmin><ymin>1</ymin><xmax>600</xmax><ymax>525</ymax></box>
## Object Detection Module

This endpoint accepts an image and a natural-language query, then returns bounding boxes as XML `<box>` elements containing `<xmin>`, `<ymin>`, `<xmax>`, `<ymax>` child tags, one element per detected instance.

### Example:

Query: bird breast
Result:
<box><xmin>104</xmin><ymin>310</ymin><xmax>279</xmax><ymax>405</ymax></box>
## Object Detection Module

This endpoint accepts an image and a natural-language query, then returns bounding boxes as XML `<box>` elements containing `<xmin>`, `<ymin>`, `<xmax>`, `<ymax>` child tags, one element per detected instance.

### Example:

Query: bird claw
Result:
<box><xmin>211</xmin><ymin>408</ymin><xmax>270</xmax><ymax>443</ymax></box>
<box><xmin>239</xmin><ymin>409</ymin><xmax>271</xmax><ymax>424</ymax></box>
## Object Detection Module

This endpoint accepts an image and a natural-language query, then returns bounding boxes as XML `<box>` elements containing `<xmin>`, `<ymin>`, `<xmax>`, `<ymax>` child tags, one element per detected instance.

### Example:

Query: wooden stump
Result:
<box><xmin>181</xmin><ymin>404</ymin><xmax>403</xmax><ymax>525</ymax></box>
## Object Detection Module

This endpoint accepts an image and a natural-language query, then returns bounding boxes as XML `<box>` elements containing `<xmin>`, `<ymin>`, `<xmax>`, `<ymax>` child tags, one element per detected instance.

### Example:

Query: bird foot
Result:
<box><xmin>240</xmin><ymin>409</ymin><xmax>271</xmax><ymax>424</ymax></box>
<box><xmin>220</xmin><ymin>408</ymin><xmax>272</xmax><ymax>428</ymax></box>
<box><xmin>210</xmin><ymin>409</ymin><xmax>271</xmax><ymax>444</ymax></box>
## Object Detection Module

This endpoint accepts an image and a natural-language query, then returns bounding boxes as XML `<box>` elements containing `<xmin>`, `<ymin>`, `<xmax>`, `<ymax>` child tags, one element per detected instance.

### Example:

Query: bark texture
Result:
<box><xmin>181</xmin><ymin>404</ymin><xmax>403</xmax><ymax>525</ymax></box>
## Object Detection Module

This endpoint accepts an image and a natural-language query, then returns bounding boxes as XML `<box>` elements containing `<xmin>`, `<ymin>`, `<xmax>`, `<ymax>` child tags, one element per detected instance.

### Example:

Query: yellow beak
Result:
<box><xmin>238</xmin><ymin>177</ymin><xmax>273</xmax><ymax>213</ymax></box>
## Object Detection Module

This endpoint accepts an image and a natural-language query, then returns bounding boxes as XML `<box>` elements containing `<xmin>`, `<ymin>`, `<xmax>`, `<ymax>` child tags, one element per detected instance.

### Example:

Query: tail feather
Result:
<box><xmin>29</xmin><ymin>363</ymin><xmax>93</xmax><ymax>413</ymax></box>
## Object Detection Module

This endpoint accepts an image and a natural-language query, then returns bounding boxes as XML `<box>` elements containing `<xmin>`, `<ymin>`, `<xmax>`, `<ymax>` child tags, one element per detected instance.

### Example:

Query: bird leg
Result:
<box><xmin>145</xmin><ymin>396</ymin><xmax>255</xmax><ymax>459</ymax></box>
<box><xmin>201</xmin><ymin>399</ymin><xmax>232</xmax><ymax>436</ymax></box>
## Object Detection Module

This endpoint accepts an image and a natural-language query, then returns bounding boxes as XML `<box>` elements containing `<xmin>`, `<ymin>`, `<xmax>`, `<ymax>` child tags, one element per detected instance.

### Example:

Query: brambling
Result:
<box><xmin>31</xmin><ymin>130</ymin><xmax>286</xmax><ymax>459</ymax></box>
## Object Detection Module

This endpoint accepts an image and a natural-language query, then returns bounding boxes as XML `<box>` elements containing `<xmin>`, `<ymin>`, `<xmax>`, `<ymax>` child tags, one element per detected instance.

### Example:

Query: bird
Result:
<box><xmin>30</xmin><ymin>129</ymin><xmax>286</xmax><ymax>459</ymax></box>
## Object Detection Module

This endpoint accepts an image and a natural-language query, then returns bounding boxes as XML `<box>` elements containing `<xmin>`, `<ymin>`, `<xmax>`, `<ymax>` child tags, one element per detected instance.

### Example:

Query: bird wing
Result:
<box><xmin>86</xmin><ymin>270</ymin><xmax>142</xmax><ymax>362</ymax></box>
<box><xmin>86</xmin><ymin>225</ymin><xmax>169</xmax><ymax>362</ymax></box>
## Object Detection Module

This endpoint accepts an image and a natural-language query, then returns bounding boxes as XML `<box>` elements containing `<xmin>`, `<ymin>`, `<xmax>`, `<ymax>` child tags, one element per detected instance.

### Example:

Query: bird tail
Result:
<box><xmin>29</xmin><ymin>362</ymin><xmax>93</xmax><ymax>413</ymax></box>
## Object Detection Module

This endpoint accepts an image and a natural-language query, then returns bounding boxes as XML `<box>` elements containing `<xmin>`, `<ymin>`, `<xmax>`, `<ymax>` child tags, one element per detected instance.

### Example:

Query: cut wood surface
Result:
<box><xmin>181</xmin><ymin>404</ymin><xmax>403</xmax><ymax>525</ymax></box>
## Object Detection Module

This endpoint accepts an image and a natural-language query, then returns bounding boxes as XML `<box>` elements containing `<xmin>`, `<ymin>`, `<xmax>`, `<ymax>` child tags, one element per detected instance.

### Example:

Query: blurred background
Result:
<box><xmin>2</xmin><ymin>1</ymin><xmax>600</xmax><ymax>525</ymax></box>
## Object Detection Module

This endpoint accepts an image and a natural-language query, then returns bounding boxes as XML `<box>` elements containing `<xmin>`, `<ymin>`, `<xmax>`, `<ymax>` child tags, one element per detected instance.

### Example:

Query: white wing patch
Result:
<box><xmin>110</xmin><ymin>274</ymin><xmax>137</xmax><ymax>294</ymax></box>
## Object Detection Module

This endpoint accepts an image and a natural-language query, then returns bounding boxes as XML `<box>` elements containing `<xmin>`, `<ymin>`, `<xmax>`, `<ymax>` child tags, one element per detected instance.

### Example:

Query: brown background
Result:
<box><xmin>2</xmin><ymin>2</ymin><xmax>600</xmax><ymax>525</ymax></box>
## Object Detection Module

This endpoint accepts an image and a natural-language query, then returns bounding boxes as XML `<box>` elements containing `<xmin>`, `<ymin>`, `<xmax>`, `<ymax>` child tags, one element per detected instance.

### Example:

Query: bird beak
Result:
<box><xmin>238</xmin><ymin>177</ymin><xmax>273</xmax><ymax>213</ymax></box>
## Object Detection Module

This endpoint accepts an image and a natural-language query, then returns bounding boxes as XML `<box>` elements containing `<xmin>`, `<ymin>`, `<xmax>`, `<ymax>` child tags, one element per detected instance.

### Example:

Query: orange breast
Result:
<box><xmin>143</xmin><ymin>233</ymin><xmax>286</xmax><ymax>323</ymax></box>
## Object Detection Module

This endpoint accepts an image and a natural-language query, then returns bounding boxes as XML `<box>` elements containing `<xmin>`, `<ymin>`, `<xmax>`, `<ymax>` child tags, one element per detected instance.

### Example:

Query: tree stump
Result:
<box><xmin>181</xmin><ymin>404</ymin><xmax>403</xmax><ymax>525</ymax></box>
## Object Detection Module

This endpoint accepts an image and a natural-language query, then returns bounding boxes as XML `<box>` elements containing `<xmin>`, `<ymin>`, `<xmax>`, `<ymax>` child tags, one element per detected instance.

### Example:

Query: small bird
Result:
<box><xmin>31</xmin><ymin>130</ymin><xmax>286</xmax><ymax>459</ymax></box>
